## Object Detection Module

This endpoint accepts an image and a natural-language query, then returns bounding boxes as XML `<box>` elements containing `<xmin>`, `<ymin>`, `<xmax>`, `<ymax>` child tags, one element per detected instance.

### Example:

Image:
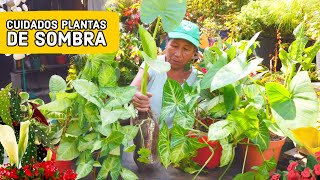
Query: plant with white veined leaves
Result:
<box><xmin>1</xmin><ymin>0</ymin><xmax>29</xmax><ymax>60</ymax></box>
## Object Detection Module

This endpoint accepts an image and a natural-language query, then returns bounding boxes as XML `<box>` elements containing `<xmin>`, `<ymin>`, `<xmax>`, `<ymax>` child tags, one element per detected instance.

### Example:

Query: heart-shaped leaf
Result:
<box><xmin>140</xmin><ymin>0</ymin><xmax>187</xmax><ymax>32</ymax></box>
<box><xmin>266</xmin><ymin>71</ymin><xmax>318</xmax><ymax>142</ymax></box>
<box><xmin>142</xmin><ymin>52</ymin><xmax>171</xmax><ymax>73</ymax></box>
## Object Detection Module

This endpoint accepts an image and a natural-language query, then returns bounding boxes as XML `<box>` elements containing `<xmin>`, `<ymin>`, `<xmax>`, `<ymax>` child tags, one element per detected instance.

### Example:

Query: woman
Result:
<box><xmin>131</xmin><ymin>20</ymin><xmax>200</xmax><ymax>127</ymax></box>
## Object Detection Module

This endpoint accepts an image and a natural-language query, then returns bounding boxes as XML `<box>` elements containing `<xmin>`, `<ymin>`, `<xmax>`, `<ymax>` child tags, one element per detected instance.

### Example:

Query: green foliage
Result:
<box><xmin>0</xmin><ymin>84</ymin><xmax>12</xmax><ymax>126</ymax></box>
<box><xmin>266</xmin><ymin>71</ymin><xmax>318</xmax><ymax>142</ymax></box>
<box><xmin>140</xmin><ymin>0</ymin><xmax>186</xmax><ymax>32</ymax></box>
<box><xmin>41</xmin><ymin>53</ymin><xmax>139</xmax><ymax>179</ymax></box>
<box><xmin>235</xmin><ymin>0</ymin><xmax>320</xmax><ymax>39</ymax></box>
<box><xmin>137</xmin><ymin>148</ymin><xmax>151</xmax><ymax>164</ymax></box>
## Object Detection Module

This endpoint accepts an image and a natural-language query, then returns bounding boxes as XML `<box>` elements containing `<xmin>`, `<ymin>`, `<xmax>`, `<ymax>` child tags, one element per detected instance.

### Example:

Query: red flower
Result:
<box><xmin>287</xmin><ymin>170</ymin><xmax>300</xmax><ymax>180</ymax></box>
<box><xmin>271</xmin><ymin>173</ymin><xmax>281</xmax><ymax>180</ymax></box>
<box><xmin>201</xmin><ymin>68</ymin><xmax>207</xmax><ymax>74</ymax></box>
<box><xmin>315</xmin><ymin>151</ymin><xmax>320</xmax><ymax>161</ymax></box>
<box><xmin>23</xmin><ymin>165</ymin><xmax>32</xmax><ymax>177</ymax></box>
<box><xmin>310</xmin><ymin>176</ymin><xmax>317</xmax><ymax>180</ymax></box>
<box><xmin>62</xmin><ymin>169</ymin><xmax>78</xmax><ymax>180</ymax></box>
<box><xmin>301</xmin><ymin>168</ymin><xmax>311</xmax><ymax>178</ymax></box>
<box><xmin>313</xmin><ymin>164</ymin><xmax>320</xmax><ymax>175</ymax></box>
<box><xmin>0</xmin><ymin>161</ymin><xmax>76</xmax><ymax>179</ymax></box>
<box><xmin>287</xmin><ymin>161</ymin><xmax>299</xmax><ymax>171</ymax></box>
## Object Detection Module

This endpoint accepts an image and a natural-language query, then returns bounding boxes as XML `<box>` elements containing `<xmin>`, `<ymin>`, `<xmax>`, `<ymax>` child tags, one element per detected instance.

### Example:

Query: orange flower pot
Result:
<box><xmin>192</xmin><ymin>135</ymin><xmax>223</xmax><ymax>169</ymax></box>
<box><xmin>240</xmin><ymin>137</ymin><xmax>286</xmax><ymax>173</ymax></box>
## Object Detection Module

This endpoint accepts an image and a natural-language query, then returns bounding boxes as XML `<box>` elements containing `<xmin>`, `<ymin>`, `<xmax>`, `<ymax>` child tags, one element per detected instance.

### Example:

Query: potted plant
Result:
<box><xmin>39</xmin><ymin>54</ymin><xmax>141</xmax><ymax>179</ymax></box>
<box><xmin>0</xmin><ymin>84</ymin><xmax>55</xmax><ymax>166</ymax></box>
<box><xmin>205</xmin><ymin>23</ymin><xmax>319</xmax><ymax>179</ymax></box>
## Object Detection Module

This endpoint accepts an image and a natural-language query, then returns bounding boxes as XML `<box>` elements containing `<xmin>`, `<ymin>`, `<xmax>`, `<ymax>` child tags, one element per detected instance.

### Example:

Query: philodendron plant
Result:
<box><xmin>39</xmin><ymin>54</ymin><xmax>140</xmax><ymax>180</ymax></box>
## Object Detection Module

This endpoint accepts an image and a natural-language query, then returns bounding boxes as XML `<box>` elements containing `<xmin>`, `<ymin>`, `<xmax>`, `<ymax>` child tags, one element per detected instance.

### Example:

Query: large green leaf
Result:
<box><xmin>207</xmin><ymin>32</ymin><xmax>262</xmax><ymax>91</ymax></box>
<box><xmin>0</xmin><ymin>84</ymin><xmax>12</xmax><ymax>126</ymax></box>
<box><xmin>106</xmin><ymin>131</ymin><xmax>124</xmax><ymax>146</ymax></box>
<box><xmin>81</xmin><ymin>56</ymin><xmax>101</xmax><ymax>80</ymax></box>
<box><xmin>0</xmin><ymin>125</ymin><xmax>18</xmax><ymax>165</ymax></box>
<box><xmin>219</xmin><ymin>141</ymin><xmax>234</xmax><ymax>167</ymax></box>
<box><xmin>201</xmin><ymin>59</ymin><xmax>227</xmax><ymax>89</ymax></box>
<box><xmin>90</xmin><ymin>53</ymin><xmax>116</xmax><ymax>64</ymax></box>
<box><xmin>120</xmin><ymin>167</ymin><xmax>138</xmax><ymax>180</ymax></box>
<box><xmin>158</xmin><ymin>123</ymin><xmax>171</xmax><ymax>168</ymax></box>
<box><xmin>227</xmin><ymin>107</ymin><xmax>259</xmax><ymax>139</ymax></box>
<box><xmin>98</xmin><ymin>64</ymin><xmax>117</xmax><ymax>88</ymax></box>
<box><xmin>290</xmin><ymin>23</ymin><xmax>308</xmax><ymax>63</ymax></box>
<box><xmin>170</xmin><ymin>125</ymin><xmax>189</xmax><ymax>163</ymax></box>
<box><xmin>138</xmin><ymin>25</ymin><xmax>157</xmax><ymax>59</ymax></box>
<box><xmin>251</xmin><ymin>120</ymin><xmax>270</xmax><ymax>152</ymax></box>
<box><xmin>101</xmin><ymin>107</ymin><xmax>132</xmax><ymax>126</ymax></box>
<box><xmin>66</xmin><ymin>120</ymin><xmax>88</xmax><ymax>136</ymax></box>
<box><xmin>140</xmin><ymin>0</ymin><xmax>186</xmax><ymax>32</ymax></box>
<box><xmin>18</xmin><ymin>121</ymin><xmax>30</xmax><ymax>163</ymax></box>
<box><xmin>208</xmin><ymin>120</ymin><xmax>231</xmax><ymax>141</ymax></box>
<box><xmin>121</xmin><ymin>125</ymin><xmax>139</xmax><ymax>146</ymax></box>
<box><xmin>303</xmin><ymin>39</ymin><xmax>320</xmax><ymax>70</ymax></box>
<box><xmin>142</xmin><ymin>52</ymin><xmax>171</xmax><ymax>73</ymax></box>
<box><xmin>224</xmin><ymin>84</ymin><xmax>237</xmax><ymax>113</ymax></box>
<box><xmin>97</xmin><ymin>155</ymin><xmax>121</xmax><ymax>180</ymax></box>
<box><xmin>173</xmin><ymin>107</ymin><xmax>194</xmax><ymax>129</ymax></box>
<box><xmin>72</xmin><ymin>79</ymin><xmax>103</xmax><ymax>108</ymax></box>
<box><xmin>266</xmin><ymin>71</ymin><xmax>318</xmax><ymax>141</ymax></box>
<box><xmin>76</xmin><ymin>150</ymin><xmax>94</xmax><ymax>179</ymax></box>
<box><xmin>49</xmin><ymin>75</ymin><xmax>67</xmax><ymax>93</ymax></box>
<box><xmin>279</xmin><ymin>48</ymin><xmax>292</xmax><ymax>76</ymax></box>
<box><xmin>210</xmin><ymin>57</ymin><xmax>263</xmax><ymax>91</ymax></box>
<box><xmin>102</xmin><ymin>86</ymin><xmax>137</xmax><ymax>107</ymax></box>
<box><xmin>84</xmin><ymin>103</ymin><xmax>99</xmax><ymax>123</ymax></box>
<box><xmin>38</xmin><ymin>98</ymin><xmax>72</xmax><ymax>112</ymax></box>
<box><xmin>57</xmin><ymin>136</ymin><xmax>80</xmax><ymax>161</ymax></box>
<box><xmin>160</xmin><ymin>79</ymin><xmax>186</xmax><ymax>123</ymax></box>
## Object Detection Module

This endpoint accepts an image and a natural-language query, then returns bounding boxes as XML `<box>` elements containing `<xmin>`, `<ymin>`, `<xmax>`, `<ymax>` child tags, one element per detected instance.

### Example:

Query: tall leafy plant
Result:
<box><xmin>39</xmin><ymin>54</ymin><xmax>140</xmax><ymax>180</ymax></box>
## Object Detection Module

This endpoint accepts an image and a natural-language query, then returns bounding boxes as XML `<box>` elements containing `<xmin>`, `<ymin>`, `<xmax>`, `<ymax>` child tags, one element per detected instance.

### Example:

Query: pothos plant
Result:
<box><xmin>39</xmin><ymin>54</ymin><xmax>141</xmax><ymax>180</ymax></box>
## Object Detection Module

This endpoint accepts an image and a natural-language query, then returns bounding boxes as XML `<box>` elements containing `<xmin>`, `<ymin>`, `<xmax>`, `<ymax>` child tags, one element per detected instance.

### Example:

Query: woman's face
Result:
<box><xmin>165</xmin><ymin>38</ymin><xmax>196</xmax><ymax>70</ymax></box>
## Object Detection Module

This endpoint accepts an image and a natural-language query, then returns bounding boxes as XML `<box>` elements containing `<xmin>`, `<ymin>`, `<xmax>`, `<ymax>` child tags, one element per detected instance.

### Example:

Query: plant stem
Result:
<box><xmin>218</xmin><ymin>147</ymin><xmax>235</xmax><ymax>180</ymax></box>
<box><xmin>241</xmin><ymin>138</ymin><xmax>250</xmax><ymax>173</ymax></box>
<box><xmin>141</xmin><ymin>16</ymin><xmax>161</xmax><ymax>95</ymax></box>
<box><xmin>195</xmin><ymin>118</ymin><xmax>209</xmax><ymax>130</ymax></box>
<box><xmin>193</xmin><ymin>137</ymin><xmax>217</xmax><ymax>180</ymax></box>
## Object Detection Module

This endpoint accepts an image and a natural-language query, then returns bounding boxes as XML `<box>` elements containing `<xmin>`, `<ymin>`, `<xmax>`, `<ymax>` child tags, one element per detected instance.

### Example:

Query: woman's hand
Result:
<box><xmin>132</xmin><ymin>91</ymin><xmax>152</xmax><ymax>112</ymax></box>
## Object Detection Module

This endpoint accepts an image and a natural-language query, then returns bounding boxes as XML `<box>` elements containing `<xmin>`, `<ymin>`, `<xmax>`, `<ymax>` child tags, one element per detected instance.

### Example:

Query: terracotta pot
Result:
<box><xmin>240</xmin><ymin>137</ymin><xmax>286</xmax><ymax>173</ymax></box>
<box><xmin>192</xmin><ymin>135</ymin><xmax>223</xmax><ymax>169</ymax></box>
<box><xmin>47</xmin><ymin>147</ymin><xmax>72</xmax><ymax>172</ymax></box>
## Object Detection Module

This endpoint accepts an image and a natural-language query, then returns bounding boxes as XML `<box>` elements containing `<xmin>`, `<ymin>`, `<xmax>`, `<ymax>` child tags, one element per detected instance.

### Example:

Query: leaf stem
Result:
<box><xmin>241</xmin><ymin>138</ymin><xmax>250</xmax><ymax>173</ymax></box>
<box><xmin>218</xmin><ymin>147</ymin><xmax>235</xmax><ymax>180</ymax></box>
<box><xmin>192</xmin><ymin>137</ymin><xmax>217</xmax><ymax>180</ymax></box>
<box><xmin>141</xmin><ymin>16</ymin><xmax>161</xmax><ymax>95</ymax></box>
